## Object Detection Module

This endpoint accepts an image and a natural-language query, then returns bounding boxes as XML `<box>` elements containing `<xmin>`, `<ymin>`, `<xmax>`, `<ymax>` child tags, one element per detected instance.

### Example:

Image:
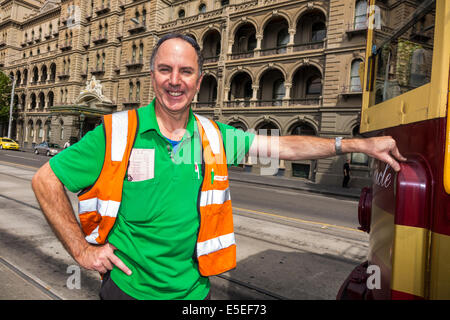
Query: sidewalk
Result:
<box><xmin>228</xmin><ymin>166</ymin><xmax>362</xmax><ymax>200</ymax></box>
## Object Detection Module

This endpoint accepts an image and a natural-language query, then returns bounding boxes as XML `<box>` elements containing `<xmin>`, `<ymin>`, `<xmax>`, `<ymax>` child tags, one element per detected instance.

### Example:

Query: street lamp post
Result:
<box><xmin>79</xmin><ymin>113</ymin><xmax>85</xmax><ymax>141</ymax></box>
<box><xmin>7</xmin><ymin>75</ymin><xmax>16</xmax><ymax>139</ymax></box>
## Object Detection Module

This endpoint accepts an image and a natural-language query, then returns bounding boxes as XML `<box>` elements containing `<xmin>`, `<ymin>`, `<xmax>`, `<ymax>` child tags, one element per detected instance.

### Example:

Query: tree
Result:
<box><xmin>0</xmin><ymin>71</ymin><xmax>12</xmax><ymax>125</ymax></box>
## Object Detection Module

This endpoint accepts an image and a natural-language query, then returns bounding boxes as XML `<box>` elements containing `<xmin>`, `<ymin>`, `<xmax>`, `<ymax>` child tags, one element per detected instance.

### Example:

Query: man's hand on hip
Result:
<box><xmin>77</xmin><ymin>243</ymin><xmax>132</xmax><ymax>276</ymax></box>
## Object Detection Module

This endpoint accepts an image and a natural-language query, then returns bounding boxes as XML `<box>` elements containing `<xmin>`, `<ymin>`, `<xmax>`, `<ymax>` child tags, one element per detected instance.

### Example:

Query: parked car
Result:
<box><xmin>34</xmin><ymin>142</ymin><xmax>61</xmax><ymax>156</ymax></box>
<box><xmin>0</xmin><ymin>137</ymin><xmax>20</xmax><ymax>150</ymax></box>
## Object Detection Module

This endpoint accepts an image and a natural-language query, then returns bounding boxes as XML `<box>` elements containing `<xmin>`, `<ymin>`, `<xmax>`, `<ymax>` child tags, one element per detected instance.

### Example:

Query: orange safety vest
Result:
<box><xmin>77</xmin><ymin>111</ymin><xmax>236</xmax><ymax>276</ymax></box>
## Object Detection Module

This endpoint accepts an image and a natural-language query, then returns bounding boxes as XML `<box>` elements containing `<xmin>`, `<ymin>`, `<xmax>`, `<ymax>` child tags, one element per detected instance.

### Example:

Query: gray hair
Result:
<box><xmin>150</xmin><ymin>33</ymin><xmax>204</xmax><ymax>75</ymax></box>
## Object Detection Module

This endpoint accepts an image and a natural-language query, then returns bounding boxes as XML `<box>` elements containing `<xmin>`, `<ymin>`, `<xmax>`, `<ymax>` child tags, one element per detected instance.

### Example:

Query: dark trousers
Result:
<box><xmin>343</xmin><ymin>175</ymin><xmax>350</xmax><ymax>188</ymax></box>
<box><xmin>99</xmin><ymin>271</ymin><xmax>211</xmax><ymax>300</ymax></box>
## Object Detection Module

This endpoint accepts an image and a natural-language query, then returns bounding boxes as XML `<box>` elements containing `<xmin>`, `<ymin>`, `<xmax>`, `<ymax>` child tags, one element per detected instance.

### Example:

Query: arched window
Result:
<box><xmin>178</xmin><ymin>9</ymin><xmax>185</xmax><ymax>19</ymax></box>
<box><xmin>129</xmin><ymin>82</ymin><xmax>134</xmax><ymax>101</ymax></box>
<box><xmin>37</xmin><ymin>121</ymin><xmax>43</xmax><ymax>140</ymax></box>
<box><xmin>142</xmin><ymin>10</ymin><xmax>146</xmax><ymax>25</ymax></box>
<box><xmin>136</xmin><ymin>81</ymin><xmax>140</xmax><ymax>101</ymax></box>
<box><xmin>306</xmin><ymin>76</ymin><xmax>322</xmax><ymax>95</ymax></box>
<box><xmin>102</xmin><ymin>52</ymin><xmax>105</xmax><ymax>70</ymax></box>
<box><xmin>277</xmin><ymin>28</ymin><xmax>289</xmax><ymax>48</ymax></box>
<box><xmin>350</xmin><ymin>59</ymin><xmax>362</xmax><ymax>92</ymax></box>
<box><xmin>311</xmin><ymin>22</ymin><xmax>326</xmax><ymax>42</ymax></box>
<box><xmin>354</xmin><ymin>0</ymin><xmax>367</xmax><ymax>30</ymax></box>
<box><xmin>199</xmin><ymin>3</ymin><xmax>206</xmax><ymax>13</ymax></box>
<box><xmin>96</xmin><ymin>53</ymin><xmax>100</xmax><ymax>69</ymax></box>
<box><xmin>139</xmin><ymin>43</ymin><xmax>144</xmax><ymax>60</ymax></box>
<box><xmin>272</xmin><ymin>79</ymin><xmax>285</xmax><ymax>105</ymax></box>
<box><xmin>60</xmin><ymin>120</ymin><xmax>64</xmax><ymax>140</ymax></box>
<box><xmin>132</xmin><ymin>44</ymin><xmax>137</xmax><ymax>61</ymax></box>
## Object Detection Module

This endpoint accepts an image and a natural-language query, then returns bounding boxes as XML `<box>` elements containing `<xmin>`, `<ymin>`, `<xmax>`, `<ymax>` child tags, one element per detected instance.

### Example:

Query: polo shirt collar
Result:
<box><xmin>138</xmin><ymin>99</ymin><xmax>197</xmax><ymax>139</ymax></box>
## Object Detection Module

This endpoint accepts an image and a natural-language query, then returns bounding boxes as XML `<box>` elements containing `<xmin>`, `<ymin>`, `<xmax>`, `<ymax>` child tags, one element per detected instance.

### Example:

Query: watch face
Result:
<box><xmin>335</xmin><ymin>137</ymin><xmax>343</xmax><ymax>155</ymax></box>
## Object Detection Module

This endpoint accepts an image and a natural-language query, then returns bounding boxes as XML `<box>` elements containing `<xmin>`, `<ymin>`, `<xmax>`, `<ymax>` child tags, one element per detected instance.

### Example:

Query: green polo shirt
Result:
<box><xmin>49</xmin><ymin>100</ymin><xmax>254</xmax><ymax>300</ymax></box>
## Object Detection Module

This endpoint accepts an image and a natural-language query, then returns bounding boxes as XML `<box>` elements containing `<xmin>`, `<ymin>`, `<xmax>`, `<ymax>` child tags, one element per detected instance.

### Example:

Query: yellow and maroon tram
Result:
<box><xmin>338</xmin><ymin>0</ymin><xmax>450</xmax><ymax>299</ymax></box>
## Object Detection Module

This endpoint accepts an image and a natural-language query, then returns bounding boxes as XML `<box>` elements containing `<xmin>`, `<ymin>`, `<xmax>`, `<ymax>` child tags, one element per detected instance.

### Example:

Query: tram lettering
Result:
<box><xmin>182</xmin><ymin>304</ymin><xmax>216</xmax><ymax>318</ymax></box>
<box><xmin>373</xmin><ymin>164</ymin><xmax>392</xmax><ymax>189</ymax></box>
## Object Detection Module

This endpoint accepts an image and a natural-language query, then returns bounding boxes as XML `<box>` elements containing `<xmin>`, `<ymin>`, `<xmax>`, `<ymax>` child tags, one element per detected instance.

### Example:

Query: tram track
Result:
<box><xmin>0</xmin><ymin>255</ymin><xmax>63</xmax><ymax>300</ymax></box>
<box><xmin>0</xmin><ymin>162</ymin><xmax>365</xmax><ymax>300</ymax></box>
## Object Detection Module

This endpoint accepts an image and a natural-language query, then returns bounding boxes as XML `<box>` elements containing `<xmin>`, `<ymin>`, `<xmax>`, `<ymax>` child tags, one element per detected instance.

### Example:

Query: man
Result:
<box><xmin>343</xmin><ymin>159</ymin><xmax>351</xmax><ymax>188</ymax></box>
<box><xmin>31</xmin><ymin>33</ymin><xmax>406</xmax><ymax>300</ymax></box>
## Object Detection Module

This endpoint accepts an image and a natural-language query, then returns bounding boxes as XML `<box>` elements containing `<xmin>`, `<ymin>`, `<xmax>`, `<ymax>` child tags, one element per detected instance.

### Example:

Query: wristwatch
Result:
<box><xmin>335</xmin><ymin>137</ymin><xmax>344</xmax><ymax>155</ymax></box>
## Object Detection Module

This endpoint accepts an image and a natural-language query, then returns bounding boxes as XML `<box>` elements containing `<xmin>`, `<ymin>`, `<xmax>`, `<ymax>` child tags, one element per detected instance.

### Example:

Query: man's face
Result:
<box><xmin>151</xmin><ymin>38</ymin><xmax>203</xmax><ymax>115</ymax></box>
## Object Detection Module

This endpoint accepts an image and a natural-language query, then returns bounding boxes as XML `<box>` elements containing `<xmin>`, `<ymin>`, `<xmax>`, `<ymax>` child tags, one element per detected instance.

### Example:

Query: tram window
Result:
<box><xmin>372</xmin><ymin>0</ymin><xmax>435</xmax><ymax>104</ymax></box>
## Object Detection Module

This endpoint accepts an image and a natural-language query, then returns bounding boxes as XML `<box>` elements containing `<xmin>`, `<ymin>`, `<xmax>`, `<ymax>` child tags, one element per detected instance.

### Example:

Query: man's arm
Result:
<box><xmin>31</xmin><ymin>162</ymin><xmax>131</xmax><ymax>275</ymax></box>
<box><xmin>248</xmin><ymin>135</ymin><xmax>406</xmax><ymax>171</ymax></box>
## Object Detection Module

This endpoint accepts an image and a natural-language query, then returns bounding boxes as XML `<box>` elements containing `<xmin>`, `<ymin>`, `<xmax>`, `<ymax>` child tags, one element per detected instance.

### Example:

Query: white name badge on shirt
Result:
<box><xmin>127</xmin><ymin>148</ymin><xmax>155</xmax><ymax>182</ymax></box>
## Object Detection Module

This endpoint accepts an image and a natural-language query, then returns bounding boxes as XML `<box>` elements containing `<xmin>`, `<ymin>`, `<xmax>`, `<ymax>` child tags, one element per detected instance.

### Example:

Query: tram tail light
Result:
<box><xmin>358</xmin><ymin>187</ymin><xmax>372</xmax><ymax>233</ymax></box>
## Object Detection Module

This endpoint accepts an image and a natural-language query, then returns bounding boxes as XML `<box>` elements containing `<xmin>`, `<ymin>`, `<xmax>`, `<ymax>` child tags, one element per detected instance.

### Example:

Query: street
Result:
<box><xmin>0</xmin><ymin>149</ymin><xmax>368</xmax><ymax>300</ymax></box>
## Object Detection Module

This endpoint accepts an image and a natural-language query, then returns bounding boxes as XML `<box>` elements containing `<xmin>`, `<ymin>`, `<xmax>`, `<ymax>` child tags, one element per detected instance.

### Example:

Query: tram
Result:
<box><xmin>337</xmin><ymin>0</ymin><xmax>450</xmax><ymax>299</ymax></box>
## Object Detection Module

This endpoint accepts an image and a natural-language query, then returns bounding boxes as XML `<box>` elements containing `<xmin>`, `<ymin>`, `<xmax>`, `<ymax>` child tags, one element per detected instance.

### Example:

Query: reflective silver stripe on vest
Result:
<box><xmin>196</xmin><ymin>233</ymin><xmax>236</xmax><ymax>257</ymax></box>
<box><xmin>194</xmin><ymin>114</ymin><xmax>220</xmax><ymax>155</ymax></box>
<box><xmin>199</xmin><ymin>188</ymin><xmax>231</xmax><ymax>207</ymax></box>
<box><xmin>111</xmin><ymin>111</ymin><xmax>129</xmax><ymax>162</ymax></box>
<box><xmin>85</xmin><ymin>226</ymin><xmax>100</xmax><ymax>244</ymax></box>
<box><xmin>79</xmin><ymin>198</ymin><xmax>121</xmax><ymax>218</ymax></box>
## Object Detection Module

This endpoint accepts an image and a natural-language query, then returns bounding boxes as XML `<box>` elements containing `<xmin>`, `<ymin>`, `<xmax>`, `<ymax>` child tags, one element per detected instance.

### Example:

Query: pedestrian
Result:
<box><xmin>63</xmin><ymin>140</ymin><xmax>70</xmax><ymax>149</ymax></box>
<box><xmin>343</xmin><ymin>159</ymin><xmax>351</xmax><ymax>188</ymax></box>
<box><xmin>31</xmin><ymin>33</ymin><xmax>406</xmax><ymax>300</ymax></box>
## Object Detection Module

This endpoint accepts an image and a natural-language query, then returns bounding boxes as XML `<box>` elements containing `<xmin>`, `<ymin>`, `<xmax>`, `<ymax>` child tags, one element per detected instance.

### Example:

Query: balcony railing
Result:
<box><xmin>230</xmin><ymin>51</ymin><xmax>254</xmax><ymax>60</ymax></box>
<box><xmin>57</xmin><ymin>73</ymin><xmax>70</xmax><ymax>80</ymax></box>
<box><xmin>193</xmin><ymin>101</ymin><xmax>216</xmax><ymax>108</ymax></box>
<box><xmin>125</xmin><ymin>59</ymin><xmax>143</xmax><ymax>69</ymax></box>
<box><xmin>128</xmin><ymin>23</ymin><xmax>146</xmax><ymax>34</ymax></box>
<box><xmin>95</xmin><ymin>4</ymin><xmax>110</xmax><ymax>15</ymax></box>
<box><xmin>346</xmin><ymin>22</ymin><xmax>368</xmax><ymax>39</ymax></box>
<box><xmin>224</xmin><ymin>100</ymin><xmax>251</xmax><ymax>108</ymax></box>
<box><xmin>123</xmin><ymin>99</ymin><xmax>140</xmax><ymax>107</ymax></box>
<box><xmin>256</xmin><ymin>99</ymin><xmax>284</xmax><ymax>107</ymax></box>
<box><xmin>288</xmin><ymin>97</ymin><xmax>322</xmax><ymax>106</ymax></box>
<box><xmin>91</xmin><ymin>68</ymin><xmax>105</xmax><ymax>75</ymax></box>
<box><xmin>93</xmin><ymin>35</ymin><xmax>107</xmax><ymax>45</ymax></box>
<box><xmin>340</xmin><ymin>85</ymin><xmax>362</xmax><ymax>99</ymax></box>
<box><xmin>60</xmin><ymin>40</ymin><xmax>72</xmax><ymax>50</ymax></box>
<box><xmin>204</xmin><ymin>56</ymin><xmax>219</xmax><ymax>64</ymax></box>
<box><xmin>260</xmin><ymin>46</ymin><xmax>288</xmax><ymax>57</ymax></box>
<box><xmin>292</xmin><ymin>41</ymin><xmax>324</xmax><ymax>52</ymax></box>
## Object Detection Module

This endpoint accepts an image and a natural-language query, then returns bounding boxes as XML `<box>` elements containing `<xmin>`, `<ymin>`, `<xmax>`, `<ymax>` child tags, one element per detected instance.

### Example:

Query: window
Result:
<box><xmin>350</xmin><ymin>59</ymin><xmax>362</xmax><ymax>92</ymax></box>
<box><xmin>277</xmin><ymin>28</ymin><xmax>289</xmax><ymax>47</ymax></box>
<box><xmin>129</xmin><ymin>82</ymin><xmax>133</xmax><ymax>101</ymax></box>
<box><xmin>102</xmin><ymin>53</ymin><xmax>105</xmax><ymax>70</ymax></box>
<box><xmin>351</xmin><ymin>126</ymin><xmax>369</xmax><ymax>165</ymax></box>
<box><xmin>38</xmin><ymin>122</ymin><xmax>43</xmax><ymax>139</ymax></box>
<box><xmin>60</xmin><ymin>121</ymin><xmax>64</xmax><ymax>140</ymax></box>
<box><xmin>306</xmin><ymin>76</ymin><xmax>322</xmax><ymax>95</ymax></box>
<box><xmin>354</xmin><ymin>0</ymin><xmax>367</xmax><ymax>30</ymax></box>
<box><xmin>139</xmin><ymin>43</ymin><xmax>143</xmax><ymax>60</ymax></box>
<box><xmin>178</xmin><ymin>9</ymin><xmax>185</xmax><ymax>19</ymax></box>
<box><xmin>311</xmin><ymin>22</ymin><xmax>326</xmax><ymax>42</ymax></box>
<box><xmin>132</xmin><ymin>44</ymin><xmax>136</xmax><ymax>61</ymax></box>
<box><xmin>199</xmin><ymin>3</ymin><xmax>206</xmax><ymax>13</ymax></box>
<box><xmin>136</xmin><ymin>81</ymin><xmax>140</xmax><ymax>101</ymax></box>
<box><xmin>221</xmin><ymin>0</ymin><xmax>229</xmax><ymax>6</ymax></box>
<box><xmin>272</xmin><ymin>79</ymin><xmax>285</xmax><ymax>105</ymax></box>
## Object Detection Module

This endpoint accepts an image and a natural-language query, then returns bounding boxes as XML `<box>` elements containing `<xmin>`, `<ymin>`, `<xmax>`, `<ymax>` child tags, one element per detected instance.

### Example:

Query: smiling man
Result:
<box><xmin>31</xmin><ymin>33</ymin><xmax>406</xmax><ymax>300</ymax></box>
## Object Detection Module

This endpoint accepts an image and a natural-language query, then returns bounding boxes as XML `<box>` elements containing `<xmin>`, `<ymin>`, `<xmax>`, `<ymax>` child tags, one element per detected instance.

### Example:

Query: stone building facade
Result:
<box><xmin>0</xmin><ymin>0</ymin><xmax>373</xmax><ymax>187</ymax></box>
